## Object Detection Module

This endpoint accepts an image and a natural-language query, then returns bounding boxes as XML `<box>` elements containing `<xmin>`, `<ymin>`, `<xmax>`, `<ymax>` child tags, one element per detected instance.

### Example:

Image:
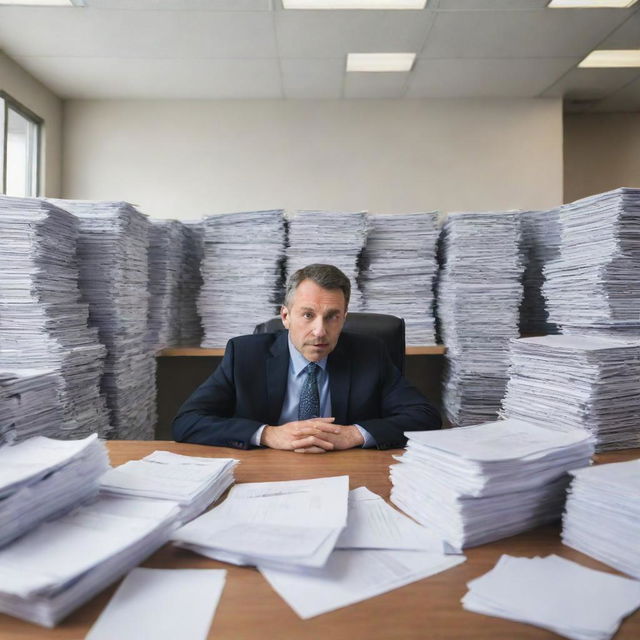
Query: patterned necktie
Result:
<box><xmin>298</xmin><ymin>362</ymin><xmax>320</xmax><ymax>421</ymax></box>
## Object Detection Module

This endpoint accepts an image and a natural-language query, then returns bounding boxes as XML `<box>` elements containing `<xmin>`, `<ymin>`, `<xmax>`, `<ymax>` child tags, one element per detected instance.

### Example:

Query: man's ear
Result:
<box><xmin>280</xmin><ymin>305</ymin><xmax>290</xmax><ymax>329</ymax></box>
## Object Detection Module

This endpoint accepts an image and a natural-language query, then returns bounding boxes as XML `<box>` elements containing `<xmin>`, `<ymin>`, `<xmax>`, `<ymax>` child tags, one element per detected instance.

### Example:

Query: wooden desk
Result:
<box><xmin>1</xmin><ymin>443</ymin><xmax>638</xmax><ymax>640</ymax></box>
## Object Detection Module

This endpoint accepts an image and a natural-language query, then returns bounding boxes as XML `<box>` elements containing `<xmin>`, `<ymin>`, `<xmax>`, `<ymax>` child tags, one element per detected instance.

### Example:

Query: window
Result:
<box><xmin>0</xmin><ymin>92</ymin><xmax>42</xmax><ymax>197</ymax></box>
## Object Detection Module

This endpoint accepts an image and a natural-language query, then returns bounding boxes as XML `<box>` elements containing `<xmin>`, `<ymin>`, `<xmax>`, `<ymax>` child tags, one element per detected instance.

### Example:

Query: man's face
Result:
<box><xmin>281</xmin><ymin>279</ymin><xmax>347</xmax><ymax>362</ymax></box>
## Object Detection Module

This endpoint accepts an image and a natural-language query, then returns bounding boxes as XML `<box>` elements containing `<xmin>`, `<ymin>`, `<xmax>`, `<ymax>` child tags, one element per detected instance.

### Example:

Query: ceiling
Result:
<box><xmin>0</xmin><ymin>0</ymin><xmax>639</xmax><ymax>111</ymax></box>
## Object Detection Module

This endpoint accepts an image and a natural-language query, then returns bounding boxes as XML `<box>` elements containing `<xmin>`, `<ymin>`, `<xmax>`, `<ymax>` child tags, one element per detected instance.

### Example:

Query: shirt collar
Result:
<box><xmin>287</xmin><ymin>334</ymin><xmax>328</xmax><ymax>376</ymax></box>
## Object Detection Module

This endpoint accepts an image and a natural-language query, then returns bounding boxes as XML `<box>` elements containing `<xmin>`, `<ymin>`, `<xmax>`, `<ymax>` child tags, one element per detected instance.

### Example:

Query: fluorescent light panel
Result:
<box><xmin>283</xmin><ymin>1</ymin><xmax>427</xmax><ymax>9</ymax></box>
<box><xmin>548</xmin><ymin>1</ymin><xmax>637</xmax><ymax>8</ymax></box>
<box><xmin>347</xmin><ymin>52</ymin><xmax>415</xmax><ymax>72</ymax></box>
<box><xmin>0</xmin><ymin>0</ymin><xmax>82</xmax><ymax>5</ymax></box>
<box><xmin>579</xmin><ymin>49</ymin><xmax>640</xmax><ymax>67</ymax></box>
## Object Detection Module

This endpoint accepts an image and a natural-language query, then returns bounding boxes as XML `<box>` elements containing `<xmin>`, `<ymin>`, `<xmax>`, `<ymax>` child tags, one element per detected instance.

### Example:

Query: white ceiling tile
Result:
<box><xmin>541</xmin><ymin>67</ymin><xmax>640</xmax><ymax>100</ymax></box>
<box><xmin>591</xmin><ymin>75</ymin><xmax>640</xmax><ymax>111</ymax></box>
<box><xmin>434</xmin><ymin>0</ymin><xmax>549</xmax><ymax>10</ymax></box>
<box><xmin>597</xmin><ymin>10</ymin><xmax>640</xmax><ymax>48</ymax></box>
<box><xmin>0</xmin><ymin>8</ymin><xmax>278</xmax><ymax>58</ymax></box>
<box><xmin>344</xmin><ymin>72</ymin><xmax>408</xmax><ymax>97</ymax></box>
<box><xmin>275</xmin><ymin>10</ymin><xmax>435</xmax><ymax>58</ymax></box>
<box><xmin>12</xmin><ymin>57</ymin><xmax>282</xmax><ymax>99</ymax></box>
<box><xmin>281</xmin><ymin>58</ymin><xmax>343</xmax><ymax>98</ymax></box>
<box><xmin>88</xmin><ymin>1</ymin><xmax>273</xmax><ymax>9</ymax></box>
<box><xmin>419</xmin><ymin>9</ymin><xmax>634</xmax><ymax>58</ymax></box>
<box><xmin>406</xmin><ymin>57</ymin><xmax>578</xmax><ymax>97</ymax></box>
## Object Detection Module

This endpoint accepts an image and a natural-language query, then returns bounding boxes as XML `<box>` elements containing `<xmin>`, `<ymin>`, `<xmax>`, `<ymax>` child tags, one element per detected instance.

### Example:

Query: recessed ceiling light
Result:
<box><xmin>0</xmin><ymin>0</ymin><xmax>85</xmax><ymax>5</ymax></box>
<box><xmin>347</xmin><ymin>53</ymin><xmax>416</xmax><ymax>72</ymax></box>
<box><xmin>282</xmin><ymin>1</ymin><xmax>427</xmax><ymax>9</ymax></box>
<box><xmin>548</xmin><ymin>1</ymin><xmax>637</xmax><ymax>8</ymax></box>
<box><xmin>579</xmin><ymin>50</ymin><xmax>640</xmax><ymax>67</ymax></box>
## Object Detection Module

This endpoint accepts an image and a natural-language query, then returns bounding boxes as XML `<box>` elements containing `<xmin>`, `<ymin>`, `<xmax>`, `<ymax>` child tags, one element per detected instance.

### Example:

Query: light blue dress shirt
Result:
<box><xmin>251</xmin><ymin>335</ymin><xmax>376</xmax><ymax>448</ymax></box>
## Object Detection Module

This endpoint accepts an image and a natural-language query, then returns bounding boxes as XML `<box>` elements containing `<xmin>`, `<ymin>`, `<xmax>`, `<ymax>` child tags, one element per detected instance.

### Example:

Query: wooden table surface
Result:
<box><xmin>1</xmin><ymin>442</ymin><xmax>638</xmax><ymax>640</ymax></box>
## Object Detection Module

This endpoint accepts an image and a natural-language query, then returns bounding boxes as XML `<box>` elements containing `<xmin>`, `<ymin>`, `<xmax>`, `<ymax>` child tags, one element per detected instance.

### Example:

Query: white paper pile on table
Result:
<box><xmin>0</xmin><ymin>434</ymin><xmax>109</xmax><ymax>548</ymax></box>
<box><xmin>462</xmin><ymin>554</ymin><xmax>640</xmax><ymax>640</ymax></box>
<box><xmin>543</xmin><ymin>187</ymin><xmax>640</xmax><ymax>336</ymax></box>
<box><xmin>0</xmin><ymin>196</ymin><xmax>111</xmax><ymax>439</ymax></box>
<box><xmin>198</xmin><ymin>210</ymin><xmax>286</xmax><ymax>347</ymax></box>
<box><xmin>437</xmin><ymin>211</ymin><xmax>523</xmax><ymax>426</ymax></box>
<box><xmin>178</xmin><ymin>220</ymin><xmax>204</xmax><ymax>346</ymax></box>
<box><xmin>51</xmin><ymin>199</ymin><xmax>156</xmax><ymax>440</ymax></box>
<box><xmin>518</xmin><ymin>208</ymin><xmax>561</xmax><ymax>336</ymax></box>
<box><xmin>390</xmin><ymin>419</ymin><xmax>594</xmax><ymax>550</ymax></box>
<box><xmin>146</xmin><ymin>219</ymin><xmax>186</xmax><ymax>351</ymax></box>
<box><xmin>172</xmin><ymin>475</ymin><xmax>349</xmax><ymax>570</ymax></box>
<box><xmin>563</xmin><ymin>459</ymin><xmax>640</xmax><ymax>580</ymax></box>
<box><xmin>287</xmin><ymin>210</ymin><xmax>368</xmax><ymax>311</ymax></box>
<box><xmin>100</xmin><ymin>451</ymin><xmax>238</xmax><ymax>524</ymax></box>
<box><xmin>0</xmin><ymin>495</ymin><xmax>180</xmax><ymax>628</ymax></box>
<box><xmin>0</xmin><ymin>369</ymin><xmax>64</xmax><ymax>444</ymax></box>
<box><xmin>501</xmin><ymin>334</ymin><xmax>640</xmax><ymax>451</ymax></box>
<box><xmin>360</xmin><ymin>212</ymin><xmax>439</xmax><ymax>345</ymax></box>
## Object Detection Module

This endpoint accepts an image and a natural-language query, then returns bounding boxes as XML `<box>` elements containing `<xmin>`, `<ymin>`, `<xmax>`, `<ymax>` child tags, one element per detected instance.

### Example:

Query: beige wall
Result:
<box><xmin>564</xmin><ymin>112</ymin><xmax>640</xmax><ymax>203</ymax></box>
<box><xmin>62</xmin><ymin>99</ymin><xmax>563</xmax><ymax>219</ymax></box>
<box><xmin>0</xmin><ymin>51</ymin><xmax>63</xmax><ymax>197</ymax></box>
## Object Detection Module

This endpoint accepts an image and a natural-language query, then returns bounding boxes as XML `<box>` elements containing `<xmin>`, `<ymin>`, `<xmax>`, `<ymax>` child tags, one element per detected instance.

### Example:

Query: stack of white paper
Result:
<box><xmin>0</xmin><ymin>495</ymin><xmax>180</xmax><ymax>628</ymax></box>
<box><xmin>286</xmin><ymin>210</ymin><xmax>368</xmax><ymax>311</ymax></box>
<box><xmin>172</xmin><ymin>475</ymin><xmax>349</xmax><ymax>570</ymax></box>
<box><xmin>360</xmin><ymin>212</ymin><xmax>439</xmax><ymax>345</ymax></box>
<box><xmin>437</xmin><ymin>211</ymin><xmax>523</xmax><ymax>426</ymax></box>
<box><xmin>501</xmin><ymin>334</ymin><xmax>640</xmax><ymax>451</ymax></box>
<box><xmin>99</xmin><ymin>451</ymin><xmax>238</xmax><ymax>524</ymax></box>
<box><xmin>177</xmin><ymin>220</ymin><xmax>204</xmax><ymax>346</ymax></box>
<box><xmin>543</xmin><ymin>188</ymin><xmax>640</xmax><ymax>336</ymax></box>
<box><xmin>518</xmin><ymin>209</ymin><xmax>561</xmax><ymax>336</ymax></box>
<box><xmin>0</xmin><ymin>434</ymin><xmax>110</xmax><ymax>548</ymax></box>
<box><xmin>51</xmin><ymin>199</ymin><xmax>156</xmax><ymax>440</ymax></box>
<box><xmin>390</xmin><ymin>420</ymin><xmax>594</xmax><ymax>550</ymax></box>
<box><xmin>0</xmin><ymin>196</ymin><xmax>111</xmax><ymax>439</ymax></box>
<box><xmin>463</xmin><ymin>554</ymin><xmax>640</xmax><ymax>640</ymax></box>
<box><xmin>563</xmin><ymin>459</ymin><xmax>640</xmax><ymax>580</ymax></box>
<box><xmin>198</xmin><ymin>210</ymin><xmax>286</xmax><ymax>347</ymax></box>
<box><xmin>0</xmin><ymin>369</ymin><xmax>64</xmax><ymax>444</ymax></box>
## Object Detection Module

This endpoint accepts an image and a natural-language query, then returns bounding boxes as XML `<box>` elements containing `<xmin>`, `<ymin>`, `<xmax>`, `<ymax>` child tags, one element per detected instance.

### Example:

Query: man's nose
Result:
<box><xmin>312</xmin><ymin>318</ymin><xmax>327</xmax><ymax>336</ymax></box>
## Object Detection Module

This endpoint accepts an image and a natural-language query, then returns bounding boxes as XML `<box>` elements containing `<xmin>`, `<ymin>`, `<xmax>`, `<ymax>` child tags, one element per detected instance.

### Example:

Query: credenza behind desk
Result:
<box><xmin>1</xmin><ymin>443</ymin><xmax>638</xmax><ymax>640</ymax></box>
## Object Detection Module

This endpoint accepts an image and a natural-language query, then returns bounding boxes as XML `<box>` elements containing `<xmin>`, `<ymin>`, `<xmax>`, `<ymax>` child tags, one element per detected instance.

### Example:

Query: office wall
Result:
<box><xmin>62</xmin><ymin>99</ymin><xmax>563</xmax><ymax>218</ymax></box>
<box><xmin>0</xmin><ymin>51</ymin><xmax>63</xmax><ymax>197</ymax></box>
<box><xmin>564</xmin><ymin>112</ymin><xmax>640</xmax><ymax>203</ymax></box>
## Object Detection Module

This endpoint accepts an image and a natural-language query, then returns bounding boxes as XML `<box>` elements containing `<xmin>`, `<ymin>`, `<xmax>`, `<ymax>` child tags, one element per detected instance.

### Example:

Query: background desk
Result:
<box><xmin>1</xmin><ymin>443</ymin><xmax>638</xmax><ymax>640</ymax></box>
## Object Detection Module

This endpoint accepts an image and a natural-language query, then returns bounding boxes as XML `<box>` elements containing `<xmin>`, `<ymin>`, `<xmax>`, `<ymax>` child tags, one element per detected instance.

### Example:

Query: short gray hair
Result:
<box><xmin>284</xmin><ymin>264</ymin><xmax>351</xmax><ymax>309</ymax></box>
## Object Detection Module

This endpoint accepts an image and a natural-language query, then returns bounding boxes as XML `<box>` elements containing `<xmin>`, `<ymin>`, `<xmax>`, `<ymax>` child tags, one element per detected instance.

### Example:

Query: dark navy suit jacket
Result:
<box><xmin>172</xmin><ymin>330</ymin><xmax>441</xmax><ymax>450</ymax></box>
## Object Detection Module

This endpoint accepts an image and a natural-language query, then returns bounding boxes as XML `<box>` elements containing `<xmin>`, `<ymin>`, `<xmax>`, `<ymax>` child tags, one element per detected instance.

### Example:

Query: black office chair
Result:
<box><xmin>253</xmin><ymin>312</ymin><xmax>406</xmax><ymax>373</ymax></box>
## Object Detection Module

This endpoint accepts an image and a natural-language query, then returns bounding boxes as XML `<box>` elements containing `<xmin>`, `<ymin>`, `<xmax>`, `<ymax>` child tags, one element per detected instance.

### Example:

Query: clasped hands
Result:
<box><xmin>261</xmin><ymin>418</ymin><xmax>364</xmax><ymax>454</ymax></box>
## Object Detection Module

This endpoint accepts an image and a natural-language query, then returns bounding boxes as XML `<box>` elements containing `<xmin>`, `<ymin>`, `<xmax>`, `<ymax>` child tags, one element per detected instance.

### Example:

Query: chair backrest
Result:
<box><xmin>253</xmin><ymin>312</ymin><xmax>406</xmax><ymax>373</ymax></box>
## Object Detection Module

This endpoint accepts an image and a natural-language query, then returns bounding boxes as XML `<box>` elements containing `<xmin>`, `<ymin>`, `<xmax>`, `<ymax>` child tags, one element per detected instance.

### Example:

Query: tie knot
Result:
<box><xmin>305</xmin><ymin>362</ymin><xmax>319</xmax><ymax>378</ymax></box>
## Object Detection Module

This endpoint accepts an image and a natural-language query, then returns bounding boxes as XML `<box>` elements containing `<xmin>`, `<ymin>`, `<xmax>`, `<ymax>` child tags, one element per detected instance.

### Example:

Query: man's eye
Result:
<box><xmin>303</xmin><ymin>313</ymin><xmax>313</xmax><ymax>319</ymax></box>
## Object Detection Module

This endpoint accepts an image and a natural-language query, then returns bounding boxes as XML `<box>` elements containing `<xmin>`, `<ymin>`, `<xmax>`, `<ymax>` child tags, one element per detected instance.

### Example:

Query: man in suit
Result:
<box><xmin>172</xmin><ymin>263</ymin><xmax>441</xmax><ymax>452</ymax></box>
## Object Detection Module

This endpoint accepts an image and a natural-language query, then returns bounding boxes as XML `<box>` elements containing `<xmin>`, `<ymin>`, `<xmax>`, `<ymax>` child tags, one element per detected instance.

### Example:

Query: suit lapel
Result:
<box><xmin>328</xmin><ymin>335</ymin><xmax>351</xmax><ymax>425</ymax></box>
<box><xmin>266</xmin><ymin>331</ymin><xmax>290</xmax><ymax>425</ymax></box>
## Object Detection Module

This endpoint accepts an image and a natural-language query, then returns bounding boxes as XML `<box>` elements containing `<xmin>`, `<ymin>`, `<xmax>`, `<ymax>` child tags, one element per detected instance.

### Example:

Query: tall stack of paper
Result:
<box><xmin>390</xmin><ymin>420</ymin><xmax>594</xmax><ymax>550</ymax></box>
<box><xmin>0</xmin><ymin>434</ymin><xmax>109</xmax><ymax>548</ymax></box>
<box><xmin>463</xmin><ymin>554</ymin><xmax>640</xmax><ymax>640</ymax></box>
<box><xmin>360</xmin><ymin>212</ymin><xmax>439</xmax><ymax>345</ymax></box>
<box><xmin>199</xmin><ymin>210</ymin><xmax>286</xmax><ymax>347</ymax></box>
<box><xmin>0</xmin><ymin>370</ymin><xmax>64</xmax><ymax>444</ymax></box>
<box><xmin>437</xmin><ymin>212</ymin><xmax>523</xmax><ymax>425</ymax></box>
<box><xmin>146</xmin><ymin>219</ymin><xmax>185</xmax><ymax>350</ymax></box>
<box><xmin>501</xmin><ymin>335</ymin><xmax>640</xmax><ymax>451</ymax></box>
<box><xmin>563</xmin><ymin>459</ymin><xmax>640</xmax><ymax>580</ymax></box>
<box><xmin>52</xmin><ymin>199</ymin><xmax>156</xmax><ymax>440</ymax></box>
<box><xmin>287</xmin><ymin>210</ymin><xmax>367</xmax><ymax>311</ymax></box>
<box><xmin>99</xmin><ymin>451</ymin><xmax>238</xmax><ymax>524</ymax></box>
<box><xmin>543</xmin><ymin>188</ymin><xmax>640</xmax><ymax>336</ymax></box>
<box><xmin>0</xmin><ymin>196</ymin><xmax>111</xmax><ymax>439</ymax></box>
<box><xmin>172</xmin><ymin>475</ymin><xmax>349</xmax><ymax>570</ymax></box>
<box><xmin>0</xmin><ymin>495</ymin><xmax>179</xmax><ymax>627</ymax></box>
<box><xmin>519</xmin><ymin>209</ymin><xmax>561</xmax><ymax>336</ymax></box>
<box><xmin>178</xmin><ymin>220</ymin><xmax>204</xmax><ymax>346</ymax></box>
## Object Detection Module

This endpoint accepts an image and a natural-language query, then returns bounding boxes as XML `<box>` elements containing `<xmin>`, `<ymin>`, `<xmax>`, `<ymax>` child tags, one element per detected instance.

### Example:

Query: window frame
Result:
<box><xmin>0</xmin><ymin>90</ymin><xmax>43</xmax><ymax>197</ymax></box>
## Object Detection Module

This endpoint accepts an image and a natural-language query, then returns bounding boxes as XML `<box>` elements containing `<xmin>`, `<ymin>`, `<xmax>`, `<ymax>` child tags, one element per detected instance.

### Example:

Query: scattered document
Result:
<box><xmin>172</xmin><ymin>475</ymin><xmax>349</xmax><ymax>569</ymax></box>
<box><xmin>462</xmin><ymin>554</ymin><xmax>640</xmax><ymax>640</ymax></box>
<box><xmin>86</xmin><ymin>568</ymin><xmax>226</xmax><ymax>640</ymax></box>
<box><xmin>261</xmin><ymin>548</ymin><xmax>466</xmax><ymax>619</ymax></box>
<box><xmin>563</xmin><ymin>458</ymin><xmax>640</xmax><ymax>580</ymax></box>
